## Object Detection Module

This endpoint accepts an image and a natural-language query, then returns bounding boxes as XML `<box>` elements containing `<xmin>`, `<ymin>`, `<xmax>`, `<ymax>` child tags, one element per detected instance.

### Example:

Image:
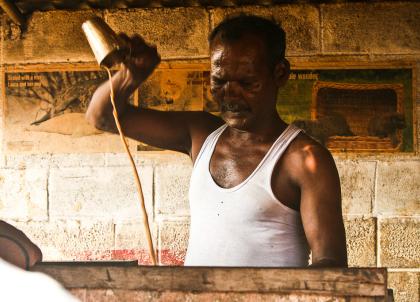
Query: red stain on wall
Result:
<box><xmin>159</xmin><ymin>250</ymin><xmax>185</xmax><ymax>266</ymax></box>
<box><xmin>74</xmin><ymin>249</ymin><xmax>184</xmax><ymax>266</ymax></box>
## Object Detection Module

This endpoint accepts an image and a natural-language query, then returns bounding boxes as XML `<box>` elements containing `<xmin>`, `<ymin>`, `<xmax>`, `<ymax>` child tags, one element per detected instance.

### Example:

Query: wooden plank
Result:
<box><xmin>33</xmin><ymin>264</ymin><xmax>387</xmax><ymax>297</ymax></box>
<box><xmin>74</xmin><ymin>289</ymin><xmax>351</xmax><ymax>302</ymax></box>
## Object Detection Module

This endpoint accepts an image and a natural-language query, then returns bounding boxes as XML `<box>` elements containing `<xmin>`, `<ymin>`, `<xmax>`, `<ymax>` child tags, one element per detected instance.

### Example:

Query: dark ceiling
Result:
<box><xmin>8</xmin><ymin>0</ymin><xmax>403</xmax><ymax>13</ymax></box>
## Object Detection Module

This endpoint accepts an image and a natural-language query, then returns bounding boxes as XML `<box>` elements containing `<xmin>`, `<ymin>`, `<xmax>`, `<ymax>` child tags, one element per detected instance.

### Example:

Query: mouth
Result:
<box><xmin>221</xmin><ymin>103</ymin><xmax>250</xmax><ymax>114</ymax></box>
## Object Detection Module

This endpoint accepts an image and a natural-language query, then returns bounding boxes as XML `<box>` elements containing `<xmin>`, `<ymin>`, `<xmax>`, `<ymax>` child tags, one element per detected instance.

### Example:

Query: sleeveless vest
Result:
<box><xmin>185</xmin><ymin>124</ymin><xmax>310</xmax><ymax>267</ymax></box>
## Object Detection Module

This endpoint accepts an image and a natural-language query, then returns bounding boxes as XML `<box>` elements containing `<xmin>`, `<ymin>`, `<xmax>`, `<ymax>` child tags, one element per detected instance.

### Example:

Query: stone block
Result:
<box><xmin>0</xmin><ymin>154</ymin><xmax>5</xmax><ymax>169</ymax></box>
<box><xmin>49</xmin><ymin>166</ymin><xmax>153</xmax><ymax>221</ymax></box>
<box><xmin>336</xmin><ymin>160</ymin><xmax>375</xmax><ymax>215</ymax></box>
<box><xmin>322</xmin><ymin>3</ymin><xmax>420</xmax><ymax>54</ymax></box>
<box><xmin>50</xmin><ymin>154</ymin><xmax>105</xmax><ymax>168</ymax></box>
<box><xmin>105</xmin><ymin>153</ymin><xmax>155</xmax><ymax>167</ymax></box>
<box><xmin>5</xmin><ymin>154</ymin><xmax>52</xmax><ymax>169</ymax></box>
<box><xmin>0</xmin><ymin>167</ymin><xmax>48</xmax><ymax>221</ymax></box>
<box><xmin>210</xmin><ymin>5</ymin><xmax>320</xmax><ymax>56</ymax></box>
<box><xmin>115</xmin><ymin>222</ymin><xmax>157</xmax><ymax>250</ymax></box>
<box><xmin>158</xmin><ymin>220</ymin><xmax>190</xmax><ymax>265</ymax></box>
<box><xmin>4</xmin><ymin>10</ymin><xmax>100</xmax><ymax>64</ymax></box>
<box><xmin>344</xmin><ymin>217</ymin><xmax>376</xmax><ymax>267</ymax></box>
<box><xmin>114</xmin><ymin>222</ymin><xmax>158</xmax><ymax>265</ymax></box>
<box><xmin>105</xmin><ymin>8</ymin><xmax>209</xmax><ymax>59</ymax></box>
<box><xmin>375</xmin><ymin>161</ymin><xmax>420</xmax><ymax>216</ymax></box>
<box><xmin>388</xmin><ymin>272</ymin><xmax>419</xmax><ymax>302</ymax></box>
<box><xmin>11</xmin><ymin>219</ymin><xmax>114</xmax><ymax>261</ymax></box>
<box><xmin>154</xmin><ymin>163</ymin><xmax>192</xmax><ymax>216</ymax></box>
<box><xmin>379</xmin><ymin>218</ymin><xmax>420</xmax><ymax>268</ymax></box>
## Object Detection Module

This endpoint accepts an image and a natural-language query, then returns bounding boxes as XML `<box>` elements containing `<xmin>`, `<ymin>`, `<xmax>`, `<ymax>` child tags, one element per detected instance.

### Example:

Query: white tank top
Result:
<box><xmin>185</xmin><ymin>124</ymin><xmax>310</xmax><ymax>267</ymax></box>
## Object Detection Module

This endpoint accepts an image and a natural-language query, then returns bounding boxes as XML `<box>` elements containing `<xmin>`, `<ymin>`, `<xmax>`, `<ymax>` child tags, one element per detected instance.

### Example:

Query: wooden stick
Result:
<box><xmin>104</xmin><ymin>67</ymin><xmax>157</xmax><ymax>265</ymax></box>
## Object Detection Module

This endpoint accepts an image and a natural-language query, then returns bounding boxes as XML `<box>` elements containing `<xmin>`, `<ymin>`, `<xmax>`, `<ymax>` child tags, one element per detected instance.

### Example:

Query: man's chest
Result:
<box><xmin>209</xmin><ymin>140</ymin><xmax>300</xmax><ymax>210</ymax></box>
<box><xmin>209</xmin><ymin>147</ymin><xmax>264</xmax><ymax>188</ymax></box>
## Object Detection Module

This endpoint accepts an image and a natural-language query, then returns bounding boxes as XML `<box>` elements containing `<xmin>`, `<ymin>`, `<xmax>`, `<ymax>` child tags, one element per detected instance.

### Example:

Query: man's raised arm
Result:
<box><xmin>86</xmin><ymin>34</ymin><xmax>221</xmax><ymax>155</ymax></box>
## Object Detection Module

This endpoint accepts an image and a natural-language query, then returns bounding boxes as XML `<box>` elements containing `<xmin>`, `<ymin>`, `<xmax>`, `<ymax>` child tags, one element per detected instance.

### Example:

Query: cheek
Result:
<box><xmin>242</xmin><ymin>88</ymin><xmax>261</xmax><ymax>103</ymax></box>
<box><xmin>210</xmin><ymin>86</ymin><xmax>223</xmax><ymax>101</ymax></box>
<box><xmin>248</xmin><ymin>82</ymin><xmax>263</xmax><ymax>94</ymax></box>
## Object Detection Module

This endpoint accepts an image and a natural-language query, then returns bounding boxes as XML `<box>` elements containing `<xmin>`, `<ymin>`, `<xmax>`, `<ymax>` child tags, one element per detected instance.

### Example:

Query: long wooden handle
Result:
<box><xmin>104</xmin><ymin>67</ymin><xmax>157</xmax><ymax>265</ymax></box>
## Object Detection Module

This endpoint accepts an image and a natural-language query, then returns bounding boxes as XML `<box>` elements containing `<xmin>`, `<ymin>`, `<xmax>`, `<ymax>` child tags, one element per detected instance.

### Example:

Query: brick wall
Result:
<box><xmin>0</xmin><ymin>3</ymin><xmax>419</xmax><ymax>302</ymax></box>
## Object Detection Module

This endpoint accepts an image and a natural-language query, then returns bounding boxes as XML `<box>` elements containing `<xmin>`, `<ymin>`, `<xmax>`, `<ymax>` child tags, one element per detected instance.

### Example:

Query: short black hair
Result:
<box><xmin>209</xmin><ymin>14</ymin><xmax>286</xmax><ymax>69</ymax></box>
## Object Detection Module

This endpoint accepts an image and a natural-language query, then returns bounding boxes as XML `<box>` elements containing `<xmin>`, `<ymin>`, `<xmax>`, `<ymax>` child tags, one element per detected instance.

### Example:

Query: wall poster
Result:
<box><xmin>2</xmin><ymin>63</ymin><xmax>211</xmax><ymax>153</ymax></box>
<box><xmin>277</xmin><ymin>63</ymin><xmax>415</xmax><ymax>152</ymax></box>
<box><xmin>2</xmin><ymin>62</ymin><xmax>415</xmax><ymax>153</ymax></box>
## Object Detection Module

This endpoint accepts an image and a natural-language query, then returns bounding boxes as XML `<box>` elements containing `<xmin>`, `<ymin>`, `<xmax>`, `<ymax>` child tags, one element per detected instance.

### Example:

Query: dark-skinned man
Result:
<box><xmin>86</xmin><ymin>15</ymin><xmax>347</xmax><ymax>267</ymax></box>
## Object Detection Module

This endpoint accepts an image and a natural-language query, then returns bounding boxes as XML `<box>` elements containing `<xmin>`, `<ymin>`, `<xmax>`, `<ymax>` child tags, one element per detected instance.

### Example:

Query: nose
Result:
<box><xmin>223</xmin><ymin>81</ymin><xmax>239</xmax><ymax>97</ymax></box>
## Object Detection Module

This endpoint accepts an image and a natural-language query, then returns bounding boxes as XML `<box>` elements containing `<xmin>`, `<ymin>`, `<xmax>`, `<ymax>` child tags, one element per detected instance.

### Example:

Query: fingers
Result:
<box><xmin>116</xmin><ymin>33</ymin><xmax>160</xmax><ymax>83</ymax></box>
<box><xmin>27</xmin><ymin>242</ymin><xmax>43</xmax><ymax>267</ymax></box>
<box><xmin>117</xmin><ymin>33</ymin><xmax>151</xmax><ymax>54</ymax></box>
<box><xmin>117</xmin><ymin>33</ymin><xmax>131</xmax><ymax>49</ymax></box>
<box><xmin>131</xmin><ymin>34</ymin><xmax>146</xmax><ymax>46</ymax></box>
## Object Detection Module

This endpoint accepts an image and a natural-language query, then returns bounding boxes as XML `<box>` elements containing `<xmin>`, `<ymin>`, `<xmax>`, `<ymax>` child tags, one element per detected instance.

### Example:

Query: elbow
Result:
<box><xmin>85</xmin><ymin>105</ymin><xmax>111</xmax><ymax>132</ymax></box>
<box><xmin>85</xmin><ymin>107</ymin><xmax>101</xmax><ymax>130</ymax></box>
<box><xmin>85</xmin><ymin>91</ymin><xmax>112</xmax><ymax>131</ymax></box>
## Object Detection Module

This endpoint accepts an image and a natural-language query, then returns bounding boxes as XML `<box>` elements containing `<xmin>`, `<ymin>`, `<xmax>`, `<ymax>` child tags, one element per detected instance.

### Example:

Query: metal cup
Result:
<box><xmin>82</xmin><ymin>17</ymin><xmax>128</xmax><ymax>68</ymax></box>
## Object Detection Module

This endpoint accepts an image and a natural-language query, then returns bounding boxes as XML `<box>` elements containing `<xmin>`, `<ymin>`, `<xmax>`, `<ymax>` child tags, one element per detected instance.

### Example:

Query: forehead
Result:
<box><xmin>210</xmin><ymin>35</ymin><xmax>269</xmax><ymax>75</ymax></box>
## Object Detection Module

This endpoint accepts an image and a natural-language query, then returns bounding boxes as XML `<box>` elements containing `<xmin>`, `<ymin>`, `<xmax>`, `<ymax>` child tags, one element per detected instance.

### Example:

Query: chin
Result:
<box><xmin>223</xmin><ymin>116</ymin><xmax>250</xmax><ymax>130</ymax></box>
<box><xmin>222</xmin><ymin>111</ymin><xmax>256</xmax><ymax>130</ymax></box>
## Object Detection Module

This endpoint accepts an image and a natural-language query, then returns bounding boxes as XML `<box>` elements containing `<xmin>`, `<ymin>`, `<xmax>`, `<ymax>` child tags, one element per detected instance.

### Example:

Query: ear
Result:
<box><xmin>273</xmin><ymin>59</ymin><xmax>290</xmax><ymax>87</ymax></box>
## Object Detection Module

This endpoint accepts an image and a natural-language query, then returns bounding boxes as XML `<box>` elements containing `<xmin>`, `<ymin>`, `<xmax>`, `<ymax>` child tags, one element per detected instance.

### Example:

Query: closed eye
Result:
<box><xmin>211</xmin><ymin>77</ymin><xmax>226</xmax><ymax>86</ymax></box>
<box><xmin>240</xmin><ymin>80</ymin><xmax>258</xmax><ymax>90</ymax></box>
<box><xmin>240</xmin><ymin>80</ymin><xmax>253</xmax><ymax>87</ymax></box>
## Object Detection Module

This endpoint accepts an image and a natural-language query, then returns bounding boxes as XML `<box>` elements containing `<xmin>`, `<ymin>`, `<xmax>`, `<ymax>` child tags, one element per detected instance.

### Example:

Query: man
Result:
<box><xmin>86</xmin><ymin>15</ymin><xmax>347</xmax><ymax>267</ymax></box>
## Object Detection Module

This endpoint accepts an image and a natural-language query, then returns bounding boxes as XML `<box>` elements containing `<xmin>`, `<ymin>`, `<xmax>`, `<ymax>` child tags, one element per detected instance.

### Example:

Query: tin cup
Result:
<box><xmin>82</xmin><ymin>17</ymin><xmax>128</xmax><ymax>68</ymax></box>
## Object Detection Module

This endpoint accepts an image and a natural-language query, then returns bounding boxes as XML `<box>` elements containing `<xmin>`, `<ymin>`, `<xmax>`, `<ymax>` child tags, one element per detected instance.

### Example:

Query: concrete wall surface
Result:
<box><xmin>0</xmin><ymin>3</ymin><xmax>419</xmax><ymax>302</ymax></box>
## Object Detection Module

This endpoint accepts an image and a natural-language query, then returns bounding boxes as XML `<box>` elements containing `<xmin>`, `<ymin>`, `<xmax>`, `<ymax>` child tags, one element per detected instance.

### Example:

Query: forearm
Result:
<box><xmin>310</xmin><ymin>257</ymin><xmax>347</xmax><ymax>267</ymax></box>
<box><xmin>86</xmin><ymin>66</ymin><xmax>140</xmax><ymax>132</ymax></box>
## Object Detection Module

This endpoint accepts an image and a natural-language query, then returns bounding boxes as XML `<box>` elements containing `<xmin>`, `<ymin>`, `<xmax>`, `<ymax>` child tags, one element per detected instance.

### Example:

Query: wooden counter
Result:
<box><xmin>34</xmin><ymin>262</ymin><xmax>391</xmax><ymax>301</ymax></box>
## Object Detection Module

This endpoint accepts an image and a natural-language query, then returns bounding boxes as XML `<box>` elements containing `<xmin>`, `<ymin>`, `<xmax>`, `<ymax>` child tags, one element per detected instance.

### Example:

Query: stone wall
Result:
<box><xmin>0</xmin><ymin>3</ymin><xmax>419</xmax><ymax>302</ymax></box>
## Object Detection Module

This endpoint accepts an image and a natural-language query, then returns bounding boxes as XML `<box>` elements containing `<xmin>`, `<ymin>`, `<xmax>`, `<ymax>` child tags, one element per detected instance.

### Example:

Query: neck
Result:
<box><xmin>226</xmin><ymin>112</ymin><xmax>288</xmax><ymax>143</ymax></box>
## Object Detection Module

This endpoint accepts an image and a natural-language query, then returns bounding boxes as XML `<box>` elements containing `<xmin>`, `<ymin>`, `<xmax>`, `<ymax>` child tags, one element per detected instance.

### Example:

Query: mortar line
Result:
<box><xmin>156</xmin><ymin>217</ymin><xmax>161</xmax><ymax>265</ymax></box>
<box><xmin>376</xmin><ymin>216</ymin><xmax>381</xmax><ymax>268</ymax></box>
<box><xmin>46</xmin><ymin>167</ymin><xmax>50</xmax><ymax>222</ymax></box>
<box><xmin>0</xmin><ymin>15</ymin><xmax>5</xmax><ymax>157</ymax></box>
<box><xmin>112</xmin><ymin>222</ymin><xmax>116</xmax><ymax>251</ymax></box>
<box><xmin>318</xmin><ymin>3</ymin><xmax>323</xmax><ymax>55</ymax></box>
<box><xmin>164</xmin><ymin>55</ymin><xmax>210</xmax><ymax>61</ymax></box>
<box><xmin>152</xmin><ymin>165</ymin><xmax>155</xmax><ymax>222</ymax></box>
<box><xmin>372</xmin><ymin>160</ymin><xmax>381</xmax><ymax>268</ymax></box>
<box><xmin>372</xmin><ymin>160</ymin><xmax>378</xmax><ymax>216</ymax></box>
<box><xmin>0</xmin><ymin>16</ymin><xmax>3</xmax><ymax>69</ymax></box>
<box><xmin>387</xmin><ymin>268</ymin><xmax>420</xmax><ymax>272</ymax></box>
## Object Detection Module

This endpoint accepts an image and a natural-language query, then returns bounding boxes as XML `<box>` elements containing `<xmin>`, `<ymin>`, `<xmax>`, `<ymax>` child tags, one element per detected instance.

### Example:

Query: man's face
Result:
<box><xmin>210</xmin><ymin>34</ymin><xmax>283</xmax><ymax>131</ymax></box>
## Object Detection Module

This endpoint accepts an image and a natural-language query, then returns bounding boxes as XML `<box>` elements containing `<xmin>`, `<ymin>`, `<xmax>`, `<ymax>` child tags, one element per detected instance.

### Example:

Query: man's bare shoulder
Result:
<box><xmin>284</xmin><ymin>131</ymin><xmax>337</xmax><ymax>180</ymax></box>
<box><xmin>189</xmin><ymin>111</ymin><xmax>224</xmax><ymax>160</ymax></box>
<box><xmin>189</xmin><ymin>111</ymin><xmax>224</xmax><ymax>133</ymax></box>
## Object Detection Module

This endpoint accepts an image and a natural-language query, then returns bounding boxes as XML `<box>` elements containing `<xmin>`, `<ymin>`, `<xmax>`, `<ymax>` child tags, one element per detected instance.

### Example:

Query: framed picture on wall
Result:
<box><xmin>277</xmin><ymin>62</ymin><xmax>416</xmax><ymax>153</ymax></box>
